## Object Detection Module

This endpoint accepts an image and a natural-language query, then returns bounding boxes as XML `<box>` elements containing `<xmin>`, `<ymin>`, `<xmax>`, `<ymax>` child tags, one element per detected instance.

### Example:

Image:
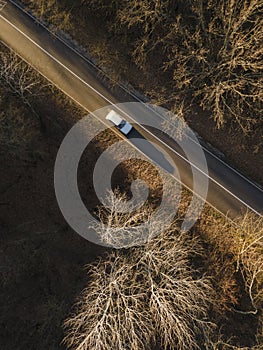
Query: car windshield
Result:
<box><xmin>118</xmin><ymin>120</ymin><xmax>126</xmax><ymax>129</ymax></box>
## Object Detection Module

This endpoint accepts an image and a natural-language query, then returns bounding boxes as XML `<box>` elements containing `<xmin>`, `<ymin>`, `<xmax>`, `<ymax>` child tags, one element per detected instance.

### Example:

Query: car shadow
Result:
<box><xmin>127</xmin><ymin>128</ymin><xmax>175</xmax><ymax>175</ymax></box>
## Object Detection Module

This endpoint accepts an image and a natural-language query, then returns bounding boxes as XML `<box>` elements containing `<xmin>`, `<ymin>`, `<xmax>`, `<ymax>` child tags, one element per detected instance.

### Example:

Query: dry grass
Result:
<box><xmin>197</xmin><ymin>209</ymin><xmax>263</xmax><ymax>315</ymax></box>
<box><xmin>231</xmin><ymin>213</ymin><xmax>263</xmax><ymax>313</ymax></box>
<box><xmin>2</xmin><ymin>3</ymin><xmax>262</xmax><ymax>348</ymax></box>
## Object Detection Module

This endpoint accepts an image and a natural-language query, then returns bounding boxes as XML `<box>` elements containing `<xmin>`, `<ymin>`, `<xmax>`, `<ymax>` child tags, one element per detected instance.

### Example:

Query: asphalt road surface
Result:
<box><xmin>0</xmin><ymin>0</ymin><xmax>262</xmax><ymax>219</ymax></box>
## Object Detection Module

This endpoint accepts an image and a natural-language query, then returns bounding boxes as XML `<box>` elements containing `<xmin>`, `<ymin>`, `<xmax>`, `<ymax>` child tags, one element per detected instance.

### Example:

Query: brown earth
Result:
<box><xmin>0</xmin><ymin>82</ymin><xmax>261</xmax><ymax>349</ymax></box>
<box><xmin>0</xmin><ymin>86</ymin><xmax>108</xmax><ymax>349</ymax></box>
<box><xmin>0</xmin><ymin>82</ymin><xmax>171</xmax><ymax>349</ymax></box>
<box><xmin>0</xmin><ymin>5</ymin><xmax>262</xmax><ymax>348</ymax></box>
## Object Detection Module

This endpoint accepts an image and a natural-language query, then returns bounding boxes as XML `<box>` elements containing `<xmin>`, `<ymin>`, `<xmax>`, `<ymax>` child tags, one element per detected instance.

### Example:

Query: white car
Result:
<box><xmin>106</xmin><ymin>109</ymin><xmax>133</xmax><ymax>135</ymax></box>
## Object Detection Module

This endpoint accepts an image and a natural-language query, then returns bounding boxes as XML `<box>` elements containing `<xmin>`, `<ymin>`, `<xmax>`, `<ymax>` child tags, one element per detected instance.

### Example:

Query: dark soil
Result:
<box><xmin>0</xmin><ymin>87</ymin><xmax>110</xmax><ymax>349</ymax></box>
<box><xmin>0</xmin><ymin>6</ymin><xmax>262</xmax><ymax>346</ymax></box>
<box><xmin>0</xmin><ymin>86</ymin><xmax>261</xmax><ymax>349</ymax></box>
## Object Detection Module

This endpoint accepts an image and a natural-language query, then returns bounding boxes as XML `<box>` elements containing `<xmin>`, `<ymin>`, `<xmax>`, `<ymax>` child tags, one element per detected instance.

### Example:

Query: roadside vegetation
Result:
<box><xmin>63</xmin><ymin>193</ymin><xmax>263</xmax><ymax>350</ymax></box>
<box><xmin>0</xmin><ymin>9</ymin><xmax>262</xmax><ymax>350</ymax></box>
<box><xmin>21</xmin><ymin>0</ymin><xmax>263</xmax><ymax>184</ymax></box>
<box><xmin>0</xmin><ymin>47</ymin><xmax>47</xmax><ymax>158</ymax></box>
<box><xmin>22</xmin><ymin>0</ymin><xmax>263</xmax><ymax>130</ymax></box>
<box><xmin>0</xmin><ymin>44</ymin><xmax>89</xmax><ymax>350</ymax></box>
<box><xmin>64</xmin><ymin>204</ymin><xmax>215</xmax><ymax>350</ymax></box>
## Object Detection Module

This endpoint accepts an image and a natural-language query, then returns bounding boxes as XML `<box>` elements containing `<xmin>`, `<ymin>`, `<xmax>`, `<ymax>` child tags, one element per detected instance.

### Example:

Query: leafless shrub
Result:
<box><xmin>86</xmin><ymin>0</ymin><xmax>183</xmax><ymax>68</ymax></box>
<box><xmin>195</xmin><ymin>211</ymin><xmax>263</xmax><ymax>348</ymax></box>
<box><xmin>64</xmin><ymin>192</ymin><xmax>215</xmax><ymax>350</ymax></box>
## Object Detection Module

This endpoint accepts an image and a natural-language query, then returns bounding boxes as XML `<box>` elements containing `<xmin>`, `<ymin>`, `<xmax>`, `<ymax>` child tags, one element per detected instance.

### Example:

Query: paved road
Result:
<box><xmin>0</xmin><ymin>0</ymin><xmax>262</xmax><ymax>219</ymax></box>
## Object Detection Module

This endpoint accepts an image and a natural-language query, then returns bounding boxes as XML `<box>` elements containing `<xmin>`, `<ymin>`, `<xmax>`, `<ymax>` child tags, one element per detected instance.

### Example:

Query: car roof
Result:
<box><xmin>106</xmin><ymin>110</ymin><xmax>123</xmax><ymax>126</ymax></box>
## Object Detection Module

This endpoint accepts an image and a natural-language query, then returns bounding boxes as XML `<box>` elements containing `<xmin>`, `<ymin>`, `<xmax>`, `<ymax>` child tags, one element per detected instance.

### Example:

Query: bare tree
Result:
<box><xmin>162</xmin><ymin>0</ymin><xmax>263</xmax><ymax>132</ymax></box>
<box><xmin>89</xmin><ymin>189</ymin><xmax>175</xmax><ymax>248</ymax></box>
<box><xmin>64</xmin><ymin>252</ymin><xmax>153</xmax><ymax>350</ymax></box>
<box><xmin>89</xmin><ymin>0</ymin><xmax>262</xmax><ymax>132</ymax></box>
<box><xmin>0</xmin><ymin>46</ymin><xmax>46</xmax><ymax>125</ymax></box>
<box><xmin>0</xmin><ymin>47</ymin><xmax>47</xmax><ymax>154</ymax></box>
<box><xmin>63</xmin><ymin>191</ymin><xmax>215</xmax><ymax>350</ymax></box>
